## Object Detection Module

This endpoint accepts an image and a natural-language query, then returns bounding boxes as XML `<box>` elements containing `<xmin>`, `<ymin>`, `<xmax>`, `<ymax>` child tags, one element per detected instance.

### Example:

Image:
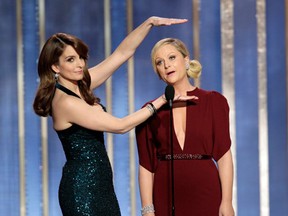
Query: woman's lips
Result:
<box><xmin>167</xmin><ymin>71</ymin><xmax>175</xmax><ymax>76</ymax></box>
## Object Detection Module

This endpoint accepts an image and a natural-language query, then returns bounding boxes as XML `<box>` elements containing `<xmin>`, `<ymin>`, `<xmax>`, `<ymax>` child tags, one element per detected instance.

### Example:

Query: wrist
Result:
<box><xmin>161</xmin><ymin>94</ymin><xmax>167</xmax><ymax>103</ymax></box>
<box><xmin>147</xmin><ymin>103</ymin><xmax>157</xmax><ymax>116</ymax></box>
<box><xmin>221</xmin><ymin>198</ymin><xmax>233</xmax><ymax>204</ymax></box>
<box><xmin>141</xmin><ymin>204</ymin><xmax>155</xmax><ymax>215</ymax></box>
<box><xmin>148</xmin><ymin>16</ymin><xmax>160</xmax><ymax>27</ymax></box>
<box><xmin>145</xmin><ymin>17</ymin><xmax>154</xmax><ymax>28</ymax></box>
<box><xmin>154</xmin><ymin>95</ymin><xmax>167</xmax><ymax>109</ymax></box>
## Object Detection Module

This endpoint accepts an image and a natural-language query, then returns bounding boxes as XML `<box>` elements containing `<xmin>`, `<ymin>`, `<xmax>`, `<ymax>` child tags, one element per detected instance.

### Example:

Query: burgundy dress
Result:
<box><xmin>136</xmin><ymin>88</ymin><xmax>231</xmax><ymax>216</ymax></box>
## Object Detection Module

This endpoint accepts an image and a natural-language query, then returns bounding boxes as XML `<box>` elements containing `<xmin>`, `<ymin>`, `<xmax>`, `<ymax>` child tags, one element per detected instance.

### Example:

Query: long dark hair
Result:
<box><xmin>33</xmin><ymin>33</ymin><xmax>99</xmax><ymax>117</ymax></box>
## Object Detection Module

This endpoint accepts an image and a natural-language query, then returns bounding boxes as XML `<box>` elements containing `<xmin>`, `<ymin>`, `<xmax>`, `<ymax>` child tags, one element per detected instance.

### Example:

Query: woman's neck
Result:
<box><xmin>173</xmin><ymin>81</ymin><xmax>195</xmax><ymax>95</ymax></box>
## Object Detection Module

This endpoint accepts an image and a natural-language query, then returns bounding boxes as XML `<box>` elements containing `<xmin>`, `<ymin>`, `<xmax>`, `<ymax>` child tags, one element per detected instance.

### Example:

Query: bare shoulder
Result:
<box><xmin>52</xmin><ymin>91</ymin><xmax>105</xmax><ymax>131</ymax></box>
<box><xmin>52</xmin><ymin>91</ymin><xmax>79</xmax><ymax>112</ymax></box>
<box><xmin>52</xmin><ymin>92</ymin><xmax>83</xmax><ymax>130</ymax></box>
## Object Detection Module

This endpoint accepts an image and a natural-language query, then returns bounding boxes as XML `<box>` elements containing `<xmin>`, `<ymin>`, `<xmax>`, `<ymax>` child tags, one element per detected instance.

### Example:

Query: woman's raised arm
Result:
<box><xmin>88</xmin><ymin>16</ymin><xmax>187</xmax><ymax>89</ymax></box>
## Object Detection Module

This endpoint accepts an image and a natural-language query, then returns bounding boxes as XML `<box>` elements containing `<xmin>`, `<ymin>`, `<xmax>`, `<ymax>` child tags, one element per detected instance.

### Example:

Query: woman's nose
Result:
<box><xmin>78</xmin><ymin>58</ymin><xmax>85</xmax><ymax>67</ymax></box>
<box><xmin>164</xmin><ymin>61</ymin><xmax>170</xmax><ymax>69</ymax></box>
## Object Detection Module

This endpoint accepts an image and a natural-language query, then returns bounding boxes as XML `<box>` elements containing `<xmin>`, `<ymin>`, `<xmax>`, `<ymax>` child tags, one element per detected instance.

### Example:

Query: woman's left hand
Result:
<box><xmin>219</xmin><ymin>201</ymin><xmax>234</xmax><ymax>216</ymax></box>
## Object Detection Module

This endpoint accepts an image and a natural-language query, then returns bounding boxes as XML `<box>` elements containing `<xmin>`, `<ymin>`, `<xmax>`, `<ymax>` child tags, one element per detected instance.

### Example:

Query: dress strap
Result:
<box><xmin>157</xmin><ymin>153</ymin><xmax>212</xmax><ymax>161</ymax></box>
<box><xmin>55</xmin><ymin>82</ymin><xmax>107</xmax><ymax>112</ymax></box>
<box><xmin>55</xmin><ymin>82</ymin><xmax>81</xmax><ymax>99</ymax></box>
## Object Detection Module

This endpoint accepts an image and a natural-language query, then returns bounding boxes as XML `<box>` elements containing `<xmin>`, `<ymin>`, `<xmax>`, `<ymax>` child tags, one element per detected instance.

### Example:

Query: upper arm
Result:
<box><xmin>136</xmin><ymin>121</ymin><xmax>158</xmax><ymax>172</ymax></box>
<box><xmin>88</xmin><ymin>49</ymin><xmax>131</xmax><ymax>89</ymax></box>
<box><xmin>211</xmin><ymin>92</ymin><xmax>231</xmax><ymax>161</ymax></box>
<box><xmin>54</xmin><ymin>96</ymin><xmax>124</xmax><ymax>133</ymax></box>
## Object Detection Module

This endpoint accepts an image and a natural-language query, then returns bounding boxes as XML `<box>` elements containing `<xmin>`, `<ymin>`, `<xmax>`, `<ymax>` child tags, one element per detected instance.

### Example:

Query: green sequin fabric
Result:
<box><xmin>57</xmin><ymin>124</ymin><xmax>121</xmax><ymax>216</ymax></box>
<box><xmin>55</xmin><ymin>83</ymin><xmax>121</xmax><ymax>215</ymax></box>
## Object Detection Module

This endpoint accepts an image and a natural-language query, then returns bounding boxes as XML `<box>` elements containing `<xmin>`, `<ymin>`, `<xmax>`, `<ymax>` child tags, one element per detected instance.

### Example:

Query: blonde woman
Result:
<box><xmin>136</xmin><ymin>38</ymin><xmax>234</xmax><ymax>216</ymax></box>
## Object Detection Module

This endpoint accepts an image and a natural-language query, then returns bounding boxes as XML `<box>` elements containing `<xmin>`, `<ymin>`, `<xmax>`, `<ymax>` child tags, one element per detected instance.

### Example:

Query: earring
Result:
<box><xmin>54</xmin><ymin>73</ymin><xmax>59</xmax><ymax>80</ymax></box>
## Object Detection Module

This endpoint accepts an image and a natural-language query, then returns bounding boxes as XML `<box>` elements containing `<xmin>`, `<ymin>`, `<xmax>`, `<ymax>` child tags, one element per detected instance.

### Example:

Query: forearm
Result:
<box><xmin>218</xmin><ymin>149</ymin><xmax>234</xmax><ymax>203</ymax></box>
<box><xmin>89</xmin><ymin>17</ymin><xmax>154</xmax><ymax>89</ymax></box>
<box><xmin>114</xmin><ymin>92</ymin><xmax>196</xmax><ymax>133</ymax></box>
<box><xmin>139</xmin><ymin>166</ymin><xmax>154</xmax><ymax>215</ymax></box>
<box><xmin>116</xmin><ymin>95</ymin><xmax>166</xmax><ymax>134</ymax></box>
<box><xmin>115</xmin><ymin>17</ymin><xmax>154</xmax><ymax>59</ymax></box>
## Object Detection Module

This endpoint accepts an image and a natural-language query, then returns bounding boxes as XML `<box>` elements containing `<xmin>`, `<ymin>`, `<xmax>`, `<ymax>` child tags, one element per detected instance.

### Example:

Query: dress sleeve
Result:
<box><xmin>135</xmin><ymin>119</ymin><xmax>158</xmax><ymax>173</ymax></box>
<box><xmin>211</xmin><ymin>91</ymin><xmax>231</xmax><ymax>161</ymax></box>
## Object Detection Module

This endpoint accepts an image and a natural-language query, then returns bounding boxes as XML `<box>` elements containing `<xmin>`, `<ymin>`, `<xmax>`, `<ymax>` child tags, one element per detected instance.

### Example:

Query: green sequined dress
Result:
<box><xmin>55</xmin><ymin>83</ymin><xmax>121</xmax><ymax>216</ymax></box>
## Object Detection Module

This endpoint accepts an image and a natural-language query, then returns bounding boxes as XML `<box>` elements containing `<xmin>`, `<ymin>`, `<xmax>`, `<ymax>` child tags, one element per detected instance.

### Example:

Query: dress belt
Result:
<box><xmin>157</xmin><ymin>153</ymin><xmax>212</xmax><ymax>161</ymax></box>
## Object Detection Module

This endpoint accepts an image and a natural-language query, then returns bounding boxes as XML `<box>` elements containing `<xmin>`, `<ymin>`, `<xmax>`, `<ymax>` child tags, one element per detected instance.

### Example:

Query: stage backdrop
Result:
<box><xmin>0</xmin><ymin>0</ymin><xmax>287</xmax><ymax>216</ymax></box>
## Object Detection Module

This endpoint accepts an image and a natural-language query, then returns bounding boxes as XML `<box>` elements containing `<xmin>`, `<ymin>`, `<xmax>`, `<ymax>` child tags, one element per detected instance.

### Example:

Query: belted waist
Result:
<box><xmin>157</xmin><ymin>153</ymin><xmax>212</xmax><ymax>161</ymax></box>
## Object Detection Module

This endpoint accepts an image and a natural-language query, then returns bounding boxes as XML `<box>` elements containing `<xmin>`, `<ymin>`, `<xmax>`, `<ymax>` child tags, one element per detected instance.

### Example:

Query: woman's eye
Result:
<box><xmin>67</xmin><ymin>58</ymin><xmax>74</xmax><ymax>62</ymax></box>
<box><xmin>169</xmin><ymin>55</ymin><xmax>176</xmax><ymax>60</ymax></box>
<box><xmin>156</xmin><ymin>60</ymin><xmax>163</xmax><ymax>66</ymax></box>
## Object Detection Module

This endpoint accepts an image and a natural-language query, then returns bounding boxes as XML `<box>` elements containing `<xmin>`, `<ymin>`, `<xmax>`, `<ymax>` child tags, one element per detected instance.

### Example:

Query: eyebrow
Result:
<box><xmin>64</xmin><ymin>55</ymin><xmax>76</xmax><ymax>60</ymax></box>
<box><xmin>155</xmin><ymin>52</ymin><xmax>177</xmax><ymax>59</ymax></box>
<box><xmin>155</xmin><ymin>57</ymin><xmax>163</xmax><ymax>62</ymax></box>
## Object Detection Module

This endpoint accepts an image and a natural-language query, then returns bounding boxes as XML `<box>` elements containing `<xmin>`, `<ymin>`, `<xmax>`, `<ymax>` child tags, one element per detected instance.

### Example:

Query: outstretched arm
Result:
<box><xmin>89</xmin><ymin>16</ymin><xmax>187</xmax><ymax>89</ymax></box>
<box><xmin>53</xmin><ymin>89</ymin><xmax>196</xmax><ymax>133</ymax></box>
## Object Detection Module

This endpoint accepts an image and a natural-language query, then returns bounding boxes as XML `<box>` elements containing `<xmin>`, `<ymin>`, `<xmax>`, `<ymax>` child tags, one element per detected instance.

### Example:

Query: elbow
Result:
<box><xmin>118</xmin><ymin>127</ymin><xmax>132</xmax><ymax>134</ymax></box>
<box><xmin>113</xmin><ymin>125</ymin><xmax>131</xmax><ymax>134</ymax></box>
<box><xmin>115</xmin><ymin>129</ymin><xmax>128</xmax><ymax>134</ymax></box>
<box><xmin>118</xmin><ymin>49</ymin><xmax>134</xmax><ymax>60</ymax></box>
<box><xmin>109</xmin><ymin>118</ymin><xmax>133</xmax><ymax>134</ymax></box>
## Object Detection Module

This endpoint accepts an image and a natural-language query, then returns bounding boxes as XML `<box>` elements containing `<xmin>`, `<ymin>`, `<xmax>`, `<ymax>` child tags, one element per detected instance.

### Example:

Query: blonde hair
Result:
<box><xmin>151</xmin><ymin>38</ymin><xmax>202</xmax><ymax>79</ymax></box>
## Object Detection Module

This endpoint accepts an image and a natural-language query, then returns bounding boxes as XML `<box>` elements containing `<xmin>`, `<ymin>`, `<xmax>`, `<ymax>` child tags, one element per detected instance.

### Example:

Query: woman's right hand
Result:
<box><xmin>148</xmin><ymin>16</ymin><xmax>188</xmax><ymax>26</ymax></box>
<box><xmin>173</xmin><ymin>94</ymin><xmax>198</xmax><ymax>102</ymax></box>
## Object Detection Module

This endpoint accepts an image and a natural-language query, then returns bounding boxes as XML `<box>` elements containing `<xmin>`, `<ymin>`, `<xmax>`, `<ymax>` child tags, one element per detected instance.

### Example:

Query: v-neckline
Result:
<box><xmin>172</xmin><ymin>87</ymin><xmax>198</xmax><ymax>151</ymax></box>
<box><xmin>172</xmin><ymin>104</ymin><xmax>187</xmax><ymax>152</ymax></box>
